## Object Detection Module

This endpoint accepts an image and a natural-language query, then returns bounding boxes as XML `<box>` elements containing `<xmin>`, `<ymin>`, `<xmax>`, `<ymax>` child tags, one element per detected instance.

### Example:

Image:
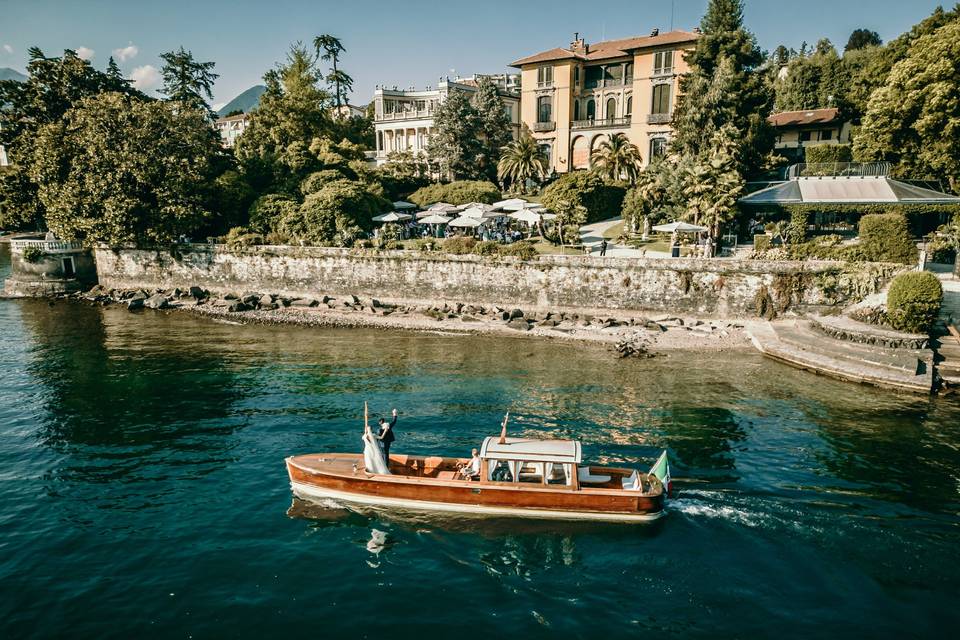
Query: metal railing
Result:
<box><xmin>378</xmin><ymin>110</ymin><xmax>433</xmax><ymax>121</ymax></box>
<box><xmin>536</xmin><ymin>80</ymin><xmax>554</xmax><ymax>89</ymax></box>
<box><xmin>571</xmin><ymin>116</ymin><xmax>632</xmax><ymax>130</ymax></box>
<box><xmin>533</xmin><ymin>121</ymin><xmax>556</xmax><ymax>132</ymax></box>
<box><xmin>11</xmin><ymin>238</ymin><xmax>85</xmax><ymax>253</ymax></box>
<box><xmin>647</xmin><ymin>113</ymin><xmax>671</xmax><ymax>124</ymax></box>
<box><xmin>788</xmin><ymin>162</ymin><xmax>892</xmax><ymax>179</ymax></box>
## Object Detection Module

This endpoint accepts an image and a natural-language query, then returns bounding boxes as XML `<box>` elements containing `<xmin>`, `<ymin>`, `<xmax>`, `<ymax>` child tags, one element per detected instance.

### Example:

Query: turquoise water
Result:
<box><xmin>1</xmin><ymin>243</ymin><xmax>959</xmax><ymax>638</ymax></box>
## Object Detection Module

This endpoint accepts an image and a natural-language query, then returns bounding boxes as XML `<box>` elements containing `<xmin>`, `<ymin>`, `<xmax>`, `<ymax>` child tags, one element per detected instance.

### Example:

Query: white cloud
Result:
<box><xmin>130</xmin><ymin>65</ymin><xmax>161</xmax><ymax>91</ymax></box>
<box><xmin>112</xmin><ymin>43</ymin><xmax>139</xmax><ymax>63</ymax></box>
<box><xmin>76</xmin><ymin>46</ymin><xmax>95</xmax><ymax>60</ymax></box>
<box><xmin>2</xmin><ymin>44</ymin><xmax>12</xmax><ymax>54</ymax></box>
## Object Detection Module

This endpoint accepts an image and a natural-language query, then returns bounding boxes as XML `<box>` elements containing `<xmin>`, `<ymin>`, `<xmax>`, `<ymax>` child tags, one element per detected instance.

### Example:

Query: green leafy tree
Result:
<box><xmin>845</xmin><ymin>29</ymin><xmax>882</xmax><ymax>52</ymax></box>
<box><xmin>159</xmin><ymin>46</ymin><xmax>219</xmax><ymax>113</ymax></box>
<box><xmin>540</xmin><ymin>171</ymin><xmax>626</xmax><ymax>232</ymax></box>
<box><xmin>621</xmin><ymin>158</ymin><xmax>679</xmax><ymax>233</ymax></box>
<box><xmin>313</xmin><ymin>35</ymin><xmax>352</xmax><ymax>113</ymax></box>
<box><xmin>235</xmin><ymin>43</ymin><xmax>334</xmax><ymax>193</ymax></box>
<box><xmin>774</xmin><ymin>39</ymin><xmax>846</xmax><ymax>112</ymax></box>
<box><xmin>854</xmin><ymin>20</ymin><xmax>960</xmax><ymax>192</ymax></box>
<box><xmin>472</xmin><ymin>77</ymin><xmax>513</xmax><ymax>180</ymax></box>
<box><xmin>590</xmin><ymin>133</ymin><xmax>642</xmax><ymax>184</ymax></box>
<box><xmin>29</xmin><ymin>92</ymin><xmax>223</xmax><ymax>244</ymax></box>
<box><xmin>428</xmin><ymin>91</ymin><xmax>483</xmax><ymax>180</ymax></box>
<box><xmin>673</xmin><ymin>0</ymin><xmax>774</xmax><ymax>176</ymax></box>
<box><xmin>497</xmin><ymin>130</ymin><xmax>546</xmax><ymax>193</ymax></box>
<box><xmin>280</xmin><ymin>178</ymin><xmax>387</xmax><ymax>246</ymax></box>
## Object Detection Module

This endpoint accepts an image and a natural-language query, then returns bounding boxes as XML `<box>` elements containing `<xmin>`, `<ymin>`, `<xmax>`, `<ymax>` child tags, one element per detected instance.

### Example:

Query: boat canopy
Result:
<box><xmin>480</xmin><ymin>437</ymin><xmax>582</xmax><ymax>463</ymax></box>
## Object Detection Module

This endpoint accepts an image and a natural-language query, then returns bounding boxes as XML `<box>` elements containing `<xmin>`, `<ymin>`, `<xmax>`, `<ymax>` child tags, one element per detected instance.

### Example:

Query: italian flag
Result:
<box><xmin>648</xmin><ymin>450</ymin><xmax>671</xmax><ymax>496</ymax></box>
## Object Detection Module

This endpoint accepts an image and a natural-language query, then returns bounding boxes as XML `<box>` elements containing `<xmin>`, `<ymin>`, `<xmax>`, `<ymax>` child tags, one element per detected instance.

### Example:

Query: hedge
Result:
<box><xmin>409</xmin><ymin>181</ymin><xmax>501</xmax><ymax>207</ymax></box>
<box><xmin>540</xmin><ymin>172</ymin><xmax>626</xmax><ymax>225</ymax></box>
<box><xmin>886</xmin><ymin>271</ymin><xmax>943</xmax><ymax>333</ymax></box>
<box><xmin>804</xmin><ymin>143</ymin><xmax>853</xmax><ymax>164</ymax></box>
<box><xmin>858</xmin><ymin>213</ymin><xmax>918</xmax><ymax>264</ymax></box>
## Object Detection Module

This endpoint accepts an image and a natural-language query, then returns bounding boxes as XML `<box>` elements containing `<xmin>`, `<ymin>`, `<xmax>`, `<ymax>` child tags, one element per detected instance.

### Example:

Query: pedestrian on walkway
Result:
<box><xmin>600</xmin><ymin>239</ymin><xmax>608</xmax><ymax>257</ymax></box>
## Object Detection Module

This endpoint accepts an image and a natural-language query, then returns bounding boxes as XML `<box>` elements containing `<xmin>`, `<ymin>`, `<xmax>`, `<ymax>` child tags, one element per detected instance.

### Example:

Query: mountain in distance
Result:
<box><xmin>217</xmin><ymin>85</ymin><xmax>266</xmax><ymax>117</ymax></box>
<box><xmin>0</xmin><ymin>68</ymin><xmax>28</xmax><ymax>82</ymax></box>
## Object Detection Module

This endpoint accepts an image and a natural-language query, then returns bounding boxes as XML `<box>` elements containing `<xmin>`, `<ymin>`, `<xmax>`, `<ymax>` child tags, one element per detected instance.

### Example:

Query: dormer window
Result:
<box><xmin>654</xmin><ymin>50</ymin><xmax>674</xmax><ymax>75</ymax></box>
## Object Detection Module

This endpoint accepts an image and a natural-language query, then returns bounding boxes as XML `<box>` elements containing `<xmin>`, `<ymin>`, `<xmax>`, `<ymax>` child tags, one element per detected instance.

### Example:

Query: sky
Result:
<box><xmin>0</xmin><ymin>0</ymin><xmax>950</xmax><ymax>110</ymax></box>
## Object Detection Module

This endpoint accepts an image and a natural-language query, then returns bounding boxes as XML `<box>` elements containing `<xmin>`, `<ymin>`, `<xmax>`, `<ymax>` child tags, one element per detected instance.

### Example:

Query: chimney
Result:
<box><xmin>570</xmin><ymin>33</ymin><xmax>587</xmax><ymax>54</ymax></box>
<box><xmin>650</xmin><ymin>28</ymin><xmax>660</xmax><ymax>36</ymax></box>
<box><xmin>692</xmin><ymin>27</ymin><xmax>701</xmax><ymax>34</ymax></box>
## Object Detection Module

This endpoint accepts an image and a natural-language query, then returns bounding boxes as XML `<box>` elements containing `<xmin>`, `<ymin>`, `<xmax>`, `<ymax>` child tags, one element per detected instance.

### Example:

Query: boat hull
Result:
<box><xmin>286</xmin><ymin>454</ymin><xmax>665</xmax><ymax>523</ymax></box>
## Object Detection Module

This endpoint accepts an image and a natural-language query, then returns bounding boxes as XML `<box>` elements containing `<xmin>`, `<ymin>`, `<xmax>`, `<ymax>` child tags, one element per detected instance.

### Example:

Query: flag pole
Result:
<box><xmin>498</xmin><ymin>410</ymin><xmax>510</xmax><ymax>444</ymax></box>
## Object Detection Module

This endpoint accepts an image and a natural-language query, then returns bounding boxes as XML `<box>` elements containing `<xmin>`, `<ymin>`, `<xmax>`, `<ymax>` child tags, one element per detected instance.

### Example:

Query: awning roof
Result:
<box><xmin>739</xmin><ymin>177</ymin><xmax>960</xmax><ymax>206</ymax></box>
<box><xmin>480</xmin><ymin>437</ymin><xmax>582</xmax><ymax>463</ymax></box>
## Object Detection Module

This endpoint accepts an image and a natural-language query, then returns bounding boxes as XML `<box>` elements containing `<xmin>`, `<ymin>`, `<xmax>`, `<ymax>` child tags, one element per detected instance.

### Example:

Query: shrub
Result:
<box><xmin>804</xmin><ymin>143</ymin><xmax>853</xmax><ymax>165</ymax></box>
<box><xmin>499</xmin><ymin>241</ymin><xmax>537</xmax><ymax>260</ymax></box>
<box><xmin>224</xmin><ymin>226</ymin><xmax>263</xmax><ymax>248</ymax></box>
<box><xmin>414</xmin><ymin>238</ymin><xmax>439</xmax><ymax>252</ymax></box>
<box><xmin>858</xmin><ymin>213</ymin><xmax>918</xmax><ymax>264</ymax></box>
<box><xmin>248</xmin><ymin>194</ymin><xmax>299</xmax><ymax>234</ymax></box>
<box><xmin>21</xmin><ymin>246</ymin><xmax>44</xmax><ymax>263</ymax></box>
<box><xmin>754</xmin><ymin>234</ymin><xmax>771</xmax><ymax>252</ymax></box>
<box><xmin>886</xmin><ymin>271</ymin><xmax>943</xmax><ymax>333</ymax></box>
<box><xmin>541</xmin><ymin>172</ymin><xmax>626</xmax><ymax>225</ymax></box>
<box><xmin>264</xmin><ymin>231</ymin><xmax>292</xmax><ymax>245</ymax></box>
<box><xmin>282</xmin><ymin>179</ymin><xmax>389</xmax><ymax>246</ymax></box>
<box><xmin>300</xmin><ymin>170</ymin><xmax>345</xmax><ymax>196</ymax></box>
<box><xmin>472</xmin><ymin>240</ymin><xmax>500</xmax><ymax>256</ymax></box>
<box><xmin>409</xmin><ymin>180</ymin><xmax>501</xmax><ymax>207</ymax></box>
<box><xmin>442</xmin><ymin>236</ymin><xmax>477</xmax><ymax>254</ymax></box>
<box><xmin>786</xmin><ymin>209</ymin><xmax>809</xmax><ymax>245</ymax></box>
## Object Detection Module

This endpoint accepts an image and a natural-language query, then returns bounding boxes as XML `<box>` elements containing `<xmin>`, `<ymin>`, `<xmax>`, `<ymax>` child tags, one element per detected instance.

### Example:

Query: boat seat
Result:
<box><xmin>621</xmin><ymin>470</ymin><xmax>642</xmax><ymax>491</ymax></box>
<box><xmin>578</xmin><ymin>467</ymin><xmax>612</xmax><ymax>484</ymax></box>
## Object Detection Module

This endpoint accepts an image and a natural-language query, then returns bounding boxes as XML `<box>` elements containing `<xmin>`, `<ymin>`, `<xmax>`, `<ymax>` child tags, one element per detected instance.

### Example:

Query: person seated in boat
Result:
<box><xmin>491</xmin><ymin>459</ymin><xmax>513</xmax><ymax>482</ymax></box>
<box><xmin>457</xmin><ymin>449</ymin><xmax>481</xmax><ymax>480</ymax></box>
<box><xmin>377</xmin><ymin>409</ymin><xmax>398</xmax><ymax>459</ymax></box>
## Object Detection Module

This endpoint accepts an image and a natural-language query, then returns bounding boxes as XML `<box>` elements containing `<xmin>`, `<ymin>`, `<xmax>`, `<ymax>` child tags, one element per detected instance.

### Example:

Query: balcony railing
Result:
<box><xmin>533</xmin><ymin>121</ymin><xmax>556</xmax><ymax>132</ymax></box>
<box><xmin>11</xmin><ymin>238</ymin><xmax>85</xmax><ymax>253</ymax></box>
<box><xmin>647</xmin><ymin>113</ymin><xmax>672</xmax><ymax>125</ymax></box>
<box><xmin>571</xmin><ymin>116</ymin><xmax>632</xmax><ymax>130</ymax></box>
<box><xmin>536</xmin><ymin>80</ymin><xmax>554</xmax><ymax>89</ymax></box>
<box><xmin>378</xmin><ymin>109</ymin><xmax>433</xmax><ymax>122</ymax></box>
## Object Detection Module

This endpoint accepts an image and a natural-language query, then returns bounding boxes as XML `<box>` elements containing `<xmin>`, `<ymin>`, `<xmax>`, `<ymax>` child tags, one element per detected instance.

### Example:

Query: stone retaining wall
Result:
<box><xmin>92</xmin><ymin>244</ymin><xmax>902</xmax><ymax>318</ymax></box>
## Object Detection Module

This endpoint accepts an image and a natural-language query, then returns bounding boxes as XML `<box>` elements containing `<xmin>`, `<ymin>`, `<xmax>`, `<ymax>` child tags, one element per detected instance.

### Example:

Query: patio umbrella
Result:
<box><xmin>461</xmin><ymin>206</ymin><xmax>502</xmax><ymax>220</ymax></box>
<box><xmin>508</xmin><ymin>209</ymin><xmax>547</xmax><ymax>224</ymax></box>
<box><xmin>502</xmin><ymin>201</ymin><xmax>544</xmax><ymax>212</ymax></box>
<box><xmin>427</xmin><ymin>202</ymin><xmax>459</xmax><ymax>213</ymax></box>
<box><xmin>373</xmin><ymin>211</ymin><xmax>413</xmax><ymax>223</ymax></box>
<box><xmin>448</xmin><ymin>216</ymin><xmax>485</xmax><ymax>228</ymax></box>
<box><xmin>651</xmin><ymin>221</ymin><xmax>708</xmax><ymax>233</ymax></box>
<box><xmin>417</xmin><ymin>214</ymin><xmax>452</xmax><ymax>225</ymax></box>
<box><xmin>457</xmin><ymin>202</ymin><xmax>496</xmax><ymax>212</ymax></box>
<box><xmin>493</xmin><ymin>198</ymin><xmax>527</xmax><ymax>210</ymax></box>
<box><xmin>392</xmin><ymin>200</ymin><xmax>417</xmax><ymax>210</ymax></box>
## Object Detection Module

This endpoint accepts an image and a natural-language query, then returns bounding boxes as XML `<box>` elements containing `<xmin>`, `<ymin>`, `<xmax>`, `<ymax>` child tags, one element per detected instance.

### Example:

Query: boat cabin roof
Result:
<box><xmin>480</xmin><ymin>436</ymin><xmax>582</xmax><ymax>463</ymax></box>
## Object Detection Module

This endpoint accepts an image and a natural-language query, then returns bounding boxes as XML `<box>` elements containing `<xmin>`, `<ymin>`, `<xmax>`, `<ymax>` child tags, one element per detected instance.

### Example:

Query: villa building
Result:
<box><xmin>768</xmin><ymin>108</ymin><xmax>851</xmax><ymax>161</ymax></box>
<box><xmin>331</xmin><ymin>104</ymin><xmax>367</xmax><ymax>119</ymax></box>
<box><xmin>372</xmin><ymin>75</ymin><xmax>521</xmax><ymax>166</ymax></box>
<box><xmin>510</xmin><ymin>29</ymin><xmax>699</xmax><ymax>174</ymax></box>
<box><xmin>213</xmin><ymin>114</ymin><xmax>250</xmax><ymax>148</ymax></box>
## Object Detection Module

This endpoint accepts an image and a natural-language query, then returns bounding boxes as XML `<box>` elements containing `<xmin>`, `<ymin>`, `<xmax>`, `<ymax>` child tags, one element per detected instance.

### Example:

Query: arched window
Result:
<box><xmin>606</xmin><ymin>97</ymin><xmax>617</xmax><ymax>121</ymax></box>
<box><xmin>537</xmin><ymin>96</ymin><xmax>552</xmax><ymax>123</ymax></box>
<box><xmin>574</xmin><ymin>100</ymin><xmax>581</xmax><ymax>121</ymax></box>
<box><xmin>652</xmin><ymin>84</ymin><xmax>671</xmax><ymax>115</ymax></box>
<box><xmin>586</xmin><ymin>99</ymin><xmax>596</xmax><ymax>120</ymax></box>
<box><xmin>626</xmin><ymin>96</ymin><xmax>633</xmax><ymax>116</ymax></box>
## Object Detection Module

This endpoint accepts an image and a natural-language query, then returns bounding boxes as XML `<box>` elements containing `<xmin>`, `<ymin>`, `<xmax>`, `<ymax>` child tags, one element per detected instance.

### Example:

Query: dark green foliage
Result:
<box><xmin>442</xmin><ymin>236</ymin><xmax>477</xmax><ymax>254</ymax></box>
<box><xmin>858</xmin><ymin>213</ymin><xmax>918</xmax><ymax>264</ymax></box>
<box><xmin>428</xmin><ymin>91</ymin><xmax>484</xmax><ymax>180</ymax></box>
<box><xmin>473</xmin><ymin>77</ymin><xmax>513</xmax><ymax>181</ymax></box>
<box><xmin>886</xmin><ymin>271</ymin><xmax>943</xmax><ymax>333</ymax></box>
<box><xmin>248</xmin><ymin>194</ymin><xmax>299</xmax><ymax>234</ymax></box>
<box><xmin>160</xmin><ymin>47</ymin><xmax>219</xmax><ymax>113</ymax></box>
<box><xmin>541</xmin><ymin>172</ymin><xmax>626</xmax><ymax>225</ymax></box>
<box><xmin>0</xmin><ymin>167</ymin><xmax>44</xmax><ymax>230</ymax></box>
<box><xmin>498</xmin><ymin>241</ymin><xmax>537</xmax><ymax>260</ymax></box>
<box><xmin>300</xmin><ymin>170</ymin><xmax>346</xmax><ymax>195</ymax></box>
<box><xmin>786</xmin><ymin>209</ymin><xmax>809</xmax><ymax>244</ymax></box>
<box><xmin>224</xmin><ymin>226</ymin><xmax>264</xmax><ymax>248</ymax></box>
<box><xmin>846</xmin><ymin>29</ymin><xmax>882</xmax><ymax>52</ymax></box>
<box><xmin>408</xmin><ymin>181</ymin><xmax>500</xmax><ymax>207</ymax></box>
<box><xmin>804</xmin><ymin>144</ymin><xmax>853</xmax><ymax>164</ymax></box>
<box><xmin>207</xmin><ymin>170</ymin><xmax>255</xmax><ymax>235</ymax></box>
<box><xmin>280</xmin><ymin>179</ymin><xmax>388</xmax><ymax>247</ymax></box>
<box><xmin>22</xmin><ymin>246</ymin><xmax>44</xmax><ymax>263</ymax></box>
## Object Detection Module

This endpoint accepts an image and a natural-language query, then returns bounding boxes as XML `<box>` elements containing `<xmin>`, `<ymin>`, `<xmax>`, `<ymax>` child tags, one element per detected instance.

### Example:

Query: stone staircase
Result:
<box><xmin>934</xmin><ymin>274</ymin><xmax>960</xmax><ymax>387</ymax></box>
<box><xmin>748</xmin><ymin>318</ymin><xmax>935</xmax><ymax>394</ymax></box>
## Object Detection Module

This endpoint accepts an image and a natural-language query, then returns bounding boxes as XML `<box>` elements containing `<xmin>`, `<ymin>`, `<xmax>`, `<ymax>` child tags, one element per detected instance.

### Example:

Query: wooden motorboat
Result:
<box><xmin>286</xmin><ymin>434</ymin><xmax>670</xmax><ymax>523</ymax></box>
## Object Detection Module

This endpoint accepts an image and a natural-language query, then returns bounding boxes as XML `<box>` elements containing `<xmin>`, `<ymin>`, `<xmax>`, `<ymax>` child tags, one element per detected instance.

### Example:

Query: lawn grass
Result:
<box><xmin>601</xmin><ymin>221</ymin><xmax>625</xmax><ymax>240</ymax></box>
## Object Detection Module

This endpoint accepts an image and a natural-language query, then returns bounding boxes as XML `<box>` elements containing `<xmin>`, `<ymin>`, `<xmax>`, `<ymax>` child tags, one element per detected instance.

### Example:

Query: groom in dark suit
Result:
<box><xmin>378</xmin><ymin>409</ymin><xmax>398</xmax><ymax>460</ymax></box>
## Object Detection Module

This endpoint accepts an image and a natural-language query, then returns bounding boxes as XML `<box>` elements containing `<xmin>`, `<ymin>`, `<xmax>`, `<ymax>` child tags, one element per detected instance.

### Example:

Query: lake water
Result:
<box><xmin>1</xmin><ymin>243</ymin><xmax>959</xmax><ymax>638</ymax></box>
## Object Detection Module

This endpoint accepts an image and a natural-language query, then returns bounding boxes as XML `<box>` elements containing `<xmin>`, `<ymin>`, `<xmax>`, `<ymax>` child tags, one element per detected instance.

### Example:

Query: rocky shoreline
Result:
<box><xmin>65</xmin><ymin>284</ymin><xmax>755</xmax><ymax>357</ymax></box>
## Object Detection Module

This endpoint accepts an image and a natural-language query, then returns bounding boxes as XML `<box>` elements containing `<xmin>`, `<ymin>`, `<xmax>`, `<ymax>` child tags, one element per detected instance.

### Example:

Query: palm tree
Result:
<box><xmin>497</xmin><ymin>133</ymin><xmax>547</xmax><ymax>193</ymax></box>
<box><xmin>590</xmin><ymin>133</ymin><xmax>642</xmax><ymax>184</ymax></box>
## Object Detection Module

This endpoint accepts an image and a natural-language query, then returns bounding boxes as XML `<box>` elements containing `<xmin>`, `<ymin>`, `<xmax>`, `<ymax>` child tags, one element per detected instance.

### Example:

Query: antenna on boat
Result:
<box><xmin>498</xmin><ymin>411</ymin><xmax>510</xmax><ymax>444</ymax></box>
<box><xmin>364</xmin><ymin>402</ymin><xmax>369</xmax><ymax>434</ymax></box>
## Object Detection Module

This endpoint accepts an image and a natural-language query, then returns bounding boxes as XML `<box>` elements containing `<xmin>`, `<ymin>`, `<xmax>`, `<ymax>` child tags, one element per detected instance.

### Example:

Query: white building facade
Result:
<box><xmin>372</xmin><ymin>75</ymin><xmax>521</xmax><ymax>166</ymax></box>
<box><xmin>213</xmin><ymin>114</ymin><xmax>250</xmax><ymax>149</ymax></box>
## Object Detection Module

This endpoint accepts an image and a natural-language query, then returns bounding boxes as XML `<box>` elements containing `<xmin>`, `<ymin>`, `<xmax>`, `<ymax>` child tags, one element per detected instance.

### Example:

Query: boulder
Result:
<box><xmin>127</xmin><ymin>298</ymin><xmax>145</xmax><ymax>311</ymax></box>
<box><xmin>290</xmin><ymin>298</ymin><xmax>318</xmax><ymax>308</ymax></box>
<box><xmin>189</xmin><ymin>286</ymin><xmax>206</xmax><ymax>299</ymax></box>
<box><xmin>506</xmin><ymin>318</ymin><xmax>532</xmax><ymax>331</ymax></box>
<box><xmin>228</xmin><ymin>301</ymin><xmax>251</xmax><ymax>312</ymax></box>
<box><xmin>258</xmin><ymin>294</ymin><xmax>275</xmax><ymax>307</ymax></box>
<box><xmin>371</xmin><ymin>298</ymin><xmax>382</xmax><ymax>308</ymax></box>
<box><xmin>260</xmin><ymin>302</ymin><xmax>279</xmax><ymax>311</ymax></box>
<box><xmin>509</xmin><ymin>308</ymin><xmax>524</xmax><ymax>320</ymax></box>
<box><xmin>500</xmin><ymin>311</ymin><xmax>511</xmax><ymax>321</ymax></box>
<box><xmin>223</xmin><ymin>292</ymin><xmax>239</xmax><ymax>300</ymax></box>
<box><xmin>144</xmin><ymin>294</ymin><xmax>169</xmax><ymax>310</ymax></box>
<box><xmin>538</xmin><ymin>319</ymin><xmax>559</xmax><ymax>327</ymax></box>
<box><xmin>241</xmin><ymin>293</ymin><xmax>260</xmax><ymax>305</ymax></box>
<box><xmin>129</xmin><ymin>289</ymin><xmax>149</xmax><ymax>302</ymax></box>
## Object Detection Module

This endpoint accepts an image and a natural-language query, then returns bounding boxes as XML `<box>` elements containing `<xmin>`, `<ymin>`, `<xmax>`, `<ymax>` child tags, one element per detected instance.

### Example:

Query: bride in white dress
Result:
<box><xmin>361</xmin><ymin>403</ymin><xmax>390</xmax><ymax>475</ymax></box>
